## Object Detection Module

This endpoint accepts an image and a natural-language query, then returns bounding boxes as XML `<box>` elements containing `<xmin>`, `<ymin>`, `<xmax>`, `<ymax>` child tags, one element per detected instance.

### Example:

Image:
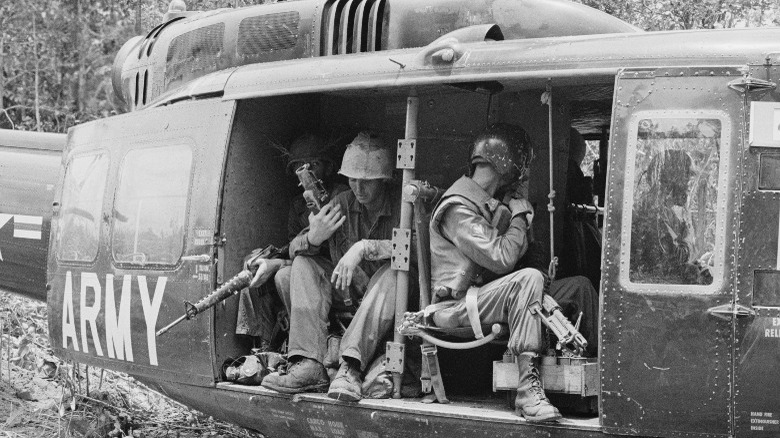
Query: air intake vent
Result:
<box><xmin>165</xmin><ymin>23</ymin><xmax>225</xmax><ymax>91</ymax></box>
<box><xmin>321</xmin><ymin>0</ymin><xmax>385</xmax><ymax>55</ymax></box>
<box><xmin>238</xmin><ymin>12</ymin><xmax>300</xmax><ymax>56</ymax></box>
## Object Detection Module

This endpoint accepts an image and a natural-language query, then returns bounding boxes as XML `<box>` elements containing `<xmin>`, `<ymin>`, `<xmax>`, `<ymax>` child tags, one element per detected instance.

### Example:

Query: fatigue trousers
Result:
<box><xmin>432</xmin><ymin>268</ymin><xmax>546</xmax><ymax>354</ymax></box>
<box><xmin>547</xmin><ymin>275</ymin><xmax>599</xmax><ymax>356</ymax></box>
<box><xmin>235</xmin><ymin>283</ymin><xmax>283</xmax><ymax>345</ymax></box>
<box><xmin>282</xmin><ymin>255</ymin><xmax>396</xmax><ymax>366</ymax></box>
<box><xmin>430</xmin><ymin>270</ymin><xmax>598</xmax><ymax>356</ymax></box>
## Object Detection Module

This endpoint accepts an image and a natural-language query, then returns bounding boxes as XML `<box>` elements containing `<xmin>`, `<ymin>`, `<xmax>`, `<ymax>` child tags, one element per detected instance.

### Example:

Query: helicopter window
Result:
<box><xmin>111</xmin><ymin>144</ymin><xmax>193</xmax><ymax>266</ymax></box>
<box><xmin>57</xmin><ymin>152</ymin><xmax>110</xmax><ymax>263</ymax></box>
<box><xmin>622</xmin><ymin>114</ymin><xmax>729</xmax><ymax>291</ymax></box>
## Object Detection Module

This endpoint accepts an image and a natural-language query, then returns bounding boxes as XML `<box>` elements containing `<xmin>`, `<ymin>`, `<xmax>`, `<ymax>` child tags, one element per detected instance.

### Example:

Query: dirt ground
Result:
<box><xmin>0</xmin><ymin>292</ymin><xmax>261</xmax><ymax>438</ymax></box>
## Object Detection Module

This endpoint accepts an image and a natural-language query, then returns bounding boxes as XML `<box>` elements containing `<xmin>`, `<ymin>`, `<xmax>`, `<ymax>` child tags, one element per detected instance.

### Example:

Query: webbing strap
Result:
<box><xmin>465</xmin><ymin>287</ymin><xmax>483</xmax><ymax>339</ymax></box>
<box><xmin>421</xmin><ymin>344</ymin><xmax>449</xmax><ymax>403</ymax></box>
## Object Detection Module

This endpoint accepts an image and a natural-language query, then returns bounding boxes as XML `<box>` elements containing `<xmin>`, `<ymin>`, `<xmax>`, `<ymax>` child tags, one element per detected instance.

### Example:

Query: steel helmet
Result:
<box><xmin>285</xmin><ymin>134</ymin><xmax>334</xmax><ymax>174</ymax></box>
<box><xmin>338</xmin><ymin>131</ymin><xmax>393</xmax><ymax>180</ymax></box>
<box><xmin>470</xmin><ymin>123</ymin><xmax>534</xmax><ymax>180</ymax></box>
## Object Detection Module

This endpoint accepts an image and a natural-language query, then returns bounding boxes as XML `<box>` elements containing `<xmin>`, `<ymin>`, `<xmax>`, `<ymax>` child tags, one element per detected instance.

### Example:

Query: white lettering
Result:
<box><xmin>138</xmin><ymin>275</ymin><xmax>166</xmax><ymax>366</ymax></box>
<box><xmin>105</xmin><ymin>274</ymin><xmax>133</xmax><ymax>362</ymax></box>
<box><xmin>765</xmin><ymin>328</ymin><xmax>780</xmax><ymax>338</ymax></box>
<box><xmin>62</xmin><ymin>271</ymin><xmax>79</xmax><ymax>351</ymax></box>
<box><xmin>773</xmin><ymin>318</ymin><xmax>780</xmax><ymax>327</ymax></box>
<box><xmin>80</xmin><ymin>272</ymin><xmax>104</xmax><ymax>357</ymax></box>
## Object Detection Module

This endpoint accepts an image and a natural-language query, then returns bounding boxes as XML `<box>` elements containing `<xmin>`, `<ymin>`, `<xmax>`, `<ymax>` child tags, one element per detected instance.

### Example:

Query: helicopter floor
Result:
<box><xmin>215</xmin><ymin>382</ymin><xmax>601</xmax><ymax>429</ymax></box>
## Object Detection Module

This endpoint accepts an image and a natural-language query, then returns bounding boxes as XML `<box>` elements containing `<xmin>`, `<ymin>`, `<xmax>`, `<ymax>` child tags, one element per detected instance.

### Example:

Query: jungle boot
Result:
<box><xmin>327</xmin><ymin>361</ymin><xmax>363</xmax><ymax>402</ymax></box>
<box><xmin>515</xmin><ymin>353</ymin><xmax>561</xmax><ymax>422</ymax></box>
<box><xmin>261</xmin><ymin>358</ymin><xmax>329</xmax><ymax>394</ymax></box>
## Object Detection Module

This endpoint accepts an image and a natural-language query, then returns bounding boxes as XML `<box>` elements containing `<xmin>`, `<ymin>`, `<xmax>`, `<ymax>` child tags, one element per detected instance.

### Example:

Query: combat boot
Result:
<box><xmin>327</xmin><ymin>361</ymin><xmax>363</xmax><ymax>402</ymax></box>
<box><xmin>515</xmin><ymin>353</ymin><xmax>561</xmax><ymax>422</ymax></box>
<box><xmin>261</xmin><ymin>358</ymin><xmax>329</xmax><ymax>394</ymax></box>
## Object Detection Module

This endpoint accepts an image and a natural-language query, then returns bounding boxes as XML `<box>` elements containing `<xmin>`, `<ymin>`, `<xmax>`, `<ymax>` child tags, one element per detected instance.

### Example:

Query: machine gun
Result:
<box><xmin>295</xmin><ymin>163</ymin><xmax>330</xmax><ymax>214</ymax></box>
<box><xmin>529</xmin><ymin>294</ymin><xmax>588</xmax><ymax>357</ymax></box>
<box><xmin>156</xmin><ymin>245</ymin><xmax>283</xmax><ymax>337</ymax></box>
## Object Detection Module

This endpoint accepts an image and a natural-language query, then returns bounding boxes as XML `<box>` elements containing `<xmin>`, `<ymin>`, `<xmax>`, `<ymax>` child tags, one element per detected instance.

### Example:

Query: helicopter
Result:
<box><xmin>1</xmin><ymin>0</ymin><xmax>780</xmax><ymax>436</ymax></box>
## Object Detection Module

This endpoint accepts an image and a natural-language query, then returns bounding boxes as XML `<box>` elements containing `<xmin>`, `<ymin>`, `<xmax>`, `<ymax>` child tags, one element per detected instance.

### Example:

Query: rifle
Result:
<box><xmin>156</xmin><ymin>245</ymin><xmax>283</xmax><ymax>337</ymax></box>
<box><xmin>295</xmin><ymin>163</ymin><xmax>330</xmax><ymax>214</ymax></box>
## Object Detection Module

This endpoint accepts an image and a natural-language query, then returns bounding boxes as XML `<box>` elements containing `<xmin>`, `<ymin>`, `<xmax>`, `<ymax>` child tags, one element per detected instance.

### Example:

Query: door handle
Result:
<box><xmin>181</xmin><ymin>254</ymin><xmax>211</xmax><ymax>263</ymax></box>
<box><xmin>706</xmin><ymin>303</ymin><xmax>756</xmax><ymax>321</ymax></box>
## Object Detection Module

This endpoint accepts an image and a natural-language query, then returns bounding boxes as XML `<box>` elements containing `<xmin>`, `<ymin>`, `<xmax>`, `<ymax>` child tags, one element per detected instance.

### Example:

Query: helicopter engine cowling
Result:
<box><xmin>111</xmin><ymin>0</ymin><xmax>638</xmax><ymax>112</ymax></box>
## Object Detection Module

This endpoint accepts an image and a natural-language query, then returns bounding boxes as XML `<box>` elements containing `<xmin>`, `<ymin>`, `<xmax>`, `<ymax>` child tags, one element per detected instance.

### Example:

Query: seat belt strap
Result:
<box><xmin>420</xmin><ymin>343</ymin><xmax>449</xmax><ymax>404</ymax></box>
<box><xmin>465</xmin><ymin>286</ymin><xmax>483</xmax><ymax>339</ymax></box>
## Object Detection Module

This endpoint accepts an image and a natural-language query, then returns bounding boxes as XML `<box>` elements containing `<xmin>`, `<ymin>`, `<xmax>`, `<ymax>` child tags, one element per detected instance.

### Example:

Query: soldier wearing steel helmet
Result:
<box><xmin>262</xmin><ymin>131</ymin><xmax>405</xmax><ymax>394</ymax></box>
<box><xmin>235</xmin><ymin>134</ymin><xmax>347</xmax><ymax>351</ymax></box>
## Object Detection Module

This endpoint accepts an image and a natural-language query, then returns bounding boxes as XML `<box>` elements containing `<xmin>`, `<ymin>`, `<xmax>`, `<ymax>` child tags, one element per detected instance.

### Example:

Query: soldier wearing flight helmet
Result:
<box><xmin>426</xmin><ymin>123</ymin><xmax>561</xmax><ymax>422</ymax></box>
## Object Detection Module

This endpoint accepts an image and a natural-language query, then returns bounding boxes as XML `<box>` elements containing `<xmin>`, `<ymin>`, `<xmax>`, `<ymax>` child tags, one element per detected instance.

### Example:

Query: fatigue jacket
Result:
<box><xmin>289</xmin><ymin>185</ymin><xmax>401</xmax><ymax>279</ymax></box>
<box><xmin>429</xmin><ymin>176</ymin><xmax>530</xmax><ymax>296</ymax></box>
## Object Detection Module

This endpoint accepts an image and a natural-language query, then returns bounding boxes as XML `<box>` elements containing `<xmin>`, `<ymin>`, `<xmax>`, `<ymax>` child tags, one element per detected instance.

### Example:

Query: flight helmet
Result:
<box><xmin>470</xmin><ymin>123</ymin><xmax>534</xmax><ymax>182</ymax></box>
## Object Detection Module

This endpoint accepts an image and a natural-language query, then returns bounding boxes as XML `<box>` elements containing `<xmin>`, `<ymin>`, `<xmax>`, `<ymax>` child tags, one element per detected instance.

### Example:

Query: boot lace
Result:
<box><xmin>527</xmin><ymin>366</ymin><xmax>547</xmax><ymax>399</ymax></box>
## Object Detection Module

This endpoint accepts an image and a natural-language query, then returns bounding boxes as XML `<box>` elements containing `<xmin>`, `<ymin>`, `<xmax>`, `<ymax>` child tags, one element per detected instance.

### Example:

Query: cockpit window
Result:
<box><xmin>622</xmin><ymin>114</ymin><xmax>729</xmax><ymax>292</ymax></box>
<box><xmin>111</xmin><ymin>144</ymin><xmax>193</xmax><ymax>266</ymax></box>
<box><xmin>57</xmin><ymin>152</ymin><xmax>110</xmax><ymax>263</ymax></box>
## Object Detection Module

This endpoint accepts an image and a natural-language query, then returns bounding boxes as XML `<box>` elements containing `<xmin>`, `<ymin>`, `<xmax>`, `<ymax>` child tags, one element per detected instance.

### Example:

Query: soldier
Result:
<box><xmin>262</xmin><ymin>131</ymin><xmax>402</xmax><ymax>394</ymax></box>
<box><xmin>235</xmin><ymin>134</ymin><xmax>347</xmax><ymax>351</ymax></box>
<box><xmin>425</xmin><ymin>124</ymin><xmax>570</xmax><ymax>422</ymax></box>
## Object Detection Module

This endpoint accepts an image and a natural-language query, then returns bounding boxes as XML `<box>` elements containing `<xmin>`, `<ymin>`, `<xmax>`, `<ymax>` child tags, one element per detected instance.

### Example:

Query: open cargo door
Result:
<box><xmin>601</xmin><ymin>67</ymin><xmax>743</xmax><ymax>437</ymax></box>
<box><xmin>47</xmin><ymin>99</ymin><xmax>235</xmax><ymax>386</ymax></box>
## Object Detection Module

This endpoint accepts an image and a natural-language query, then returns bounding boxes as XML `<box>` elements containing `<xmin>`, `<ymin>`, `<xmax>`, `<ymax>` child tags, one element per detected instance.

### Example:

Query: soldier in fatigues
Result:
<box><xmin>426</xmin><ymin>124</ymin><xmax>585</xmax><ymax>422</ymax></box>
<box><xmin>262</xmin><ymin>132</ymin><xmax>402</xmax><ymax>393</ymax></box>
<box><xmin>235</xmin><ymin>134</ymin><xmax>347</xmax><ymax>351</ymax></box>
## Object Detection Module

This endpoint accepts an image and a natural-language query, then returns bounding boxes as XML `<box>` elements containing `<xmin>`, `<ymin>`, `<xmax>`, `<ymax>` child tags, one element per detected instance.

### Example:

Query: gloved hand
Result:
<box><xmin>331</xmin><ymin>241</ymin><xmax>365</xmax><ymax>290</ymax></box>
<box><xmin>307</xmin><ymin>203</ymin><xmax>345</xmax><ymax>246</ymax></box>
<box><xmin>508</xmin><ymin>198</ymin><xmax>534</xmax><ymax>225</ymax></box>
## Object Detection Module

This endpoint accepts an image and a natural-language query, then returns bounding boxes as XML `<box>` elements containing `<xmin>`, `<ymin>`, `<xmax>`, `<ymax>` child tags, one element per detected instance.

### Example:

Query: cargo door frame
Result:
<box><xmin>48</xmin><ymin>98</ymin><xmax>236</xmax><ymax>386</ymax></box>
<box><xmin>600</xmin><ymin>66</ymin><xmax>744</xmax><ymax>438</ymax></box>
<box><xmin>731</xmin><ymin>62</ymin><xmax>780</xmax><ymax>437</ymax></box>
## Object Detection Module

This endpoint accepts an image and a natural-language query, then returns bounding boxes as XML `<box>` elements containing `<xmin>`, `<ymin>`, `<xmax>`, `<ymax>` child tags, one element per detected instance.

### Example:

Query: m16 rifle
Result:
<box><xmin>295</xmin><ymin>163</ymin><xmax>329</xmax><ymax>214</ymax></box>
<box><xmin>156</xmin><ymin>245</ymin><xmax>283</xmax><ymax>336</ymax></box>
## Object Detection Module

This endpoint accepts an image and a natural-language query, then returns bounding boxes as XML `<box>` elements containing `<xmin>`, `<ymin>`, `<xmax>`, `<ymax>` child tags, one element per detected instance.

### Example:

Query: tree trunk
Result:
<box><xmin>0</xmin><ymin>32</ymin><xmax>6</xmax><ymax>126</ymax></box>
<box><xmin>76</xmin><ymin>0</ymin><xmax>86</xmax><ymax>115</ymax></box>
<box><xmin>136</xmin><ymin>0</ymin><xmax>142</xmax><ymax>34</ymax></box>
<box><xmin>33</xmin><ymin>14</ymin><xmax>42</xmax><ymax>132</ymax></box>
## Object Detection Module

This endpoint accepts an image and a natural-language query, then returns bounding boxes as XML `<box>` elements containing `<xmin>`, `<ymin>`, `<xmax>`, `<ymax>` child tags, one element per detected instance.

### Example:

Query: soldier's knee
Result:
<box><xmin>508</xmin><ymin>268</ymin><xmax>544</xmax><ymax>289</ymax></box>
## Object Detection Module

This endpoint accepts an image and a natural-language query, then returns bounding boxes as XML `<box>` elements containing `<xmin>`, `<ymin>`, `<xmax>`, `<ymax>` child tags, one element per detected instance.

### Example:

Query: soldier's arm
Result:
<box><xmin>440</xmin><ymin>204</ymin><xmax>529</xmax><ymax>274</ymax></box>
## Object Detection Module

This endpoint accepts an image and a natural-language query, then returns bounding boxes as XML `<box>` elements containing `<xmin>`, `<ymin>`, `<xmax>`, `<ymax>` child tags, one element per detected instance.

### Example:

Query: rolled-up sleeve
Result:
<box><xmin>288</xmin><ymin>227</ymin><xmax>321</xmax><ymax>258</ymax></box>
<box><xmin>440</xmin><ymin>205</ymin><xmax>529</xmax><ymax>274</ymax></box>
<box><xmin>362</xmin><ymin>239</ymin><xmax>392</xmax><ymax>261</ymax></box>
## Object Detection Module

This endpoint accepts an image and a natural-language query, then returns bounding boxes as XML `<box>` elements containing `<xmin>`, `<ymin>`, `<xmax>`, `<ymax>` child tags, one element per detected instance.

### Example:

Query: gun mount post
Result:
<box><xmin>388</xmin><ymin>89</ymin><xmax>419</xmax><ymax>399</ymax></box>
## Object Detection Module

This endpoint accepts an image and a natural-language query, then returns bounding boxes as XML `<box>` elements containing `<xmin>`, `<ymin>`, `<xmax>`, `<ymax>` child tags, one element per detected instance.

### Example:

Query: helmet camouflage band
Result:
<box><xmin>338</xmin><ymin>131</ymin><xmax>393</xmax><ymax>180</ymax></box>
<box><xmin>285</xmin><ymin>134</ymin><xmax>334</xmax><ymax>174</ymax></box>
<box><xmin>470</xmin><ymin>123</ymin><xmax>534</xmax><ymax>180</ymax></box>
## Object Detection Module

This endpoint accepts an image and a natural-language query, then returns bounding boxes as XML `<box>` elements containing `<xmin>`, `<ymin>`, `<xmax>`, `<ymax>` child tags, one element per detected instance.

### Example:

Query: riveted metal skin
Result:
<box><xmin>733</xmin><ymin>62</ymin><xmax>780</xmax><ymax>436</ymax></box>
<box><xmin>601</xmin><ymin>67</ymin><xmax>743</xmax><ymax>437</ymax></box>
<box><xmin>0</xmin><ymin>130</ymin><xmax>64</xmax><ymax>301</ymax></box>
<box><xmin>46</xmin><ymin>99</ymin><xmax>236</xmax><ymax>387</ymax></box>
